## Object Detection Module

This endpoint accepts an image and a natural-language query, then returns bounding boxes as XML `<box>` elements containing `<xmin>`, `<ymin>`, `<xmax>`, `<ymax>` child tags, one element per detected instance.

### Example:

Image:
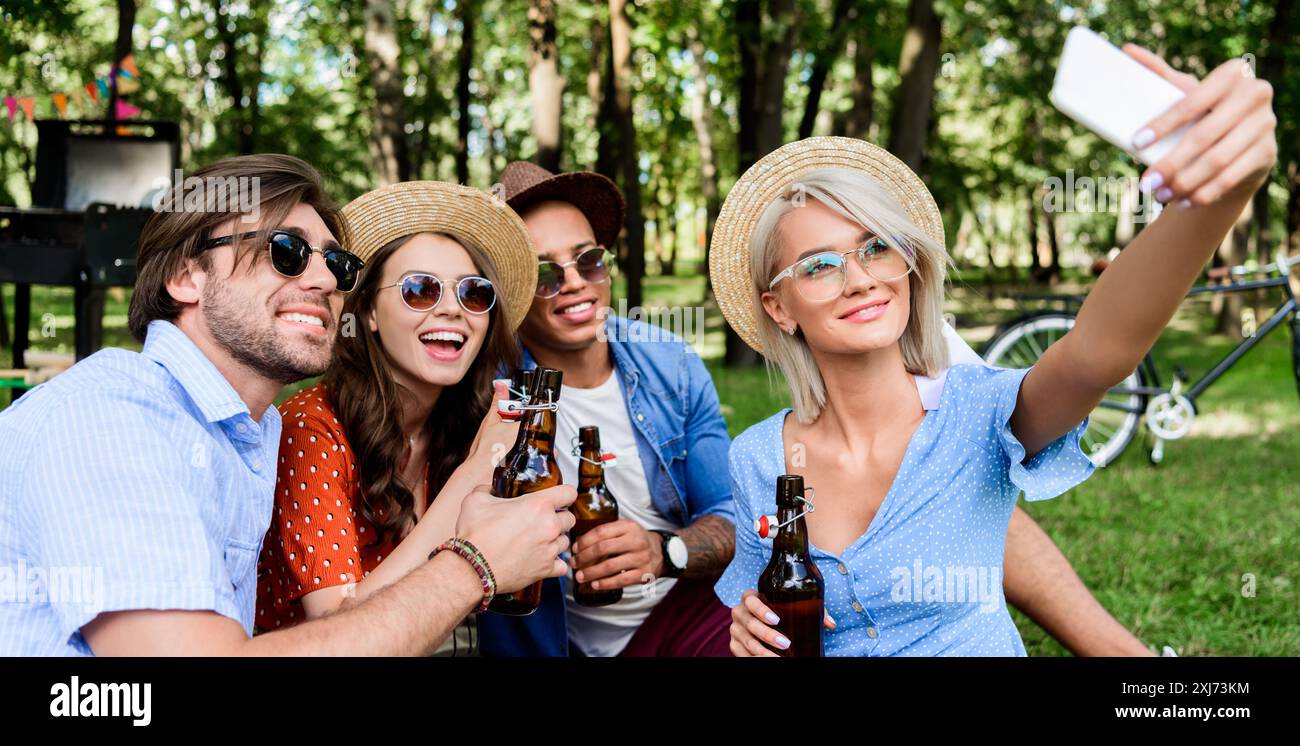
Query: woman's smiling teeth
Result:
<box><xmin>420</xmin><ymin>330</ymin><xmax>465</xmax><ymax>346</ymax></box>
<box><xmin>558</xmin><ymin>300</ymin><xmax>594</xmax><ymax>316</ymax></box>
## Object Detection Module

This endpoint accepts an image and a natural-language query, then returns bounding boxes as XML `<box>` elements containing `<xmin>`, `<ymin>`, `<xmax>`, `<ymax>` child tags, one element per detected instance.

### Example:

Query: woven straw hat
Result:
<box><xmin>342</xmin><ymin>181</ymin><xmax>538</xmax><ymax>329</ymax></box>
<box><xmin>709</xmin><ymin>137</ymin><xmax>945</xmax><ymax>354</ymax></box>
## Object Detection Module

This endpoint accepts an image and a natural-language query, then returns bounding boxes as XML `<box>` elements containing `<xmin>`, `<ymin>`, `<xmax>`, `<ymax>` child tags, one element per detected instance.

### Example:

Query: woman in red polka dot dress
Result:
<box><xmin>255</xmin><ymin>181</ymin><xmax>538</xmax><ymax>656</ymax></box>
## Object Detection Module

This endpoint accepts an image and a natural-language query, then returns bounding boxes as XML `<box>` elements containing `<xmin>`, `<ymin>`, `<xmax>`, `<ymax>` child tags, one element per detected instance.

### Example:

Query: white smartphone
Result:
<box><xmin>1050</xmin><ymin>26</ymin><xmax>1194</xmax><ymax>165</ymax></box>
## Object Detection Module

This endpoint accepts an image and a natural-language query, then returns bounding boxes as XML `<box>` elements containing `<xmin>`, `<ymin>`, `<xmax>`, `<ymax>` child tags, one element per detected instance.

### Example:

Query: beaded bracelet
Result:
<box><xmin>429</xmin><ymin>538</ymin><xmax>496</xmax><ymax>613</ymax></box>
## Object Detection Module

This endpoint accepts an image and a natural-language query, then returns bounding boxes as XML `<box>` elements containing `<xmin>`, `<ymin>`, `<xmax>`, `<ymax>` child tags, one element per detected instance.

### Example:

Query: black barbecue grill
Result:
<box><xmin>0</xmin><ymin>119</ymin><xmax>179</xmax><ymax>398</ymax></box>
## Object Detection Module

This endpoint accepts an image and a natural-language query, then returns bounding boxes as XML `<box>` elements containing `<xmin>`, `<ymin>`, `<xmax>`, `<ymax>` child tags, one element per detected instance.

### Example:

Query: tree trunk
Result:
<box><xmin>728</xmin><ymin>0</ymin><xmax>799</xmax><ymax>366</ymax></box>
<box><xmin>754</xmin><ymin>0</ymin><xmax>797</xmax><ymax>158</ymax></box>
<box><xmin>528</xmin><ymin>0</ymin><xmax>563</xmax><ymax>171</ymax></box>
<box><xmin>215</xmin><ymin>1</ymin><xmax>254</xmax><ymax>154</ymax></box>
<box><xmin>108</xmin><ymin>0</ymin><xmax>136</xmax><ymax>125</ymax></box>
<box><xmin>835</xmin><ymin>18</ymin><xmax>875</xmax><ymax>138</ymax></box>
<box><xmin>1253</xmin><ymin>0</ymin><xmax>1293</xmax><ymax>261</ymax></box>
<box><xmin>248</xmin><ymin>12</ymin><xmax>265</xmax><ymax>154</ymax></box>
<box><xmin>1028</xmin><ymin>112</ymin><xmax>1058</xmax><ymax>283</ymax></box>
<box><xmin>595</xmin><ymin>24</ymin><xmax>619</xmax><ymax>189</ymax></box>
<box><xmin>1044</xmin><ymin>207</ymin><xmax>1061</xmax><ymax>282</ymax></box>
<box><xmin>1288</xmin><ymin>159</ymin><xmax>1300</xmax><ymax>257</ymax></box>
<box><xmin>456</xmin><ymin>0</ymin><xmax>476</xmax><ymax>184</ymax></box>
<box><xmin>1212</xmin><ymin>201</ymin><xmax>1253</xmax><ymax>337</ymax></box>
<box><xmin>686</xmin><ymin>25</ymin><xmax>721</xmax><ymax>292</ymax></box>
<box><xmin>646</xmin><ymin>174</ymin><xmax>661</xmax><ymax>272</ymax></box>
<box><xmin>410</xmin><ymin>11</ymin><xmax>450</xmax><ymax>181</ymax></box>
<box><xmin>586</xmin><ymin>13</ymin><xmax>606</xmax><ymax>170</ymax></box>
<box><xmin>364</xmin><ymin>0</ymin><xmax>409</xmax><ymax>185</ymax></box>
<box><xmin>609</xmin><ymin>0</ymin><xmax>643</xmax><ymax>310</ymax></box>
<box><xmin>663</xmin><ymin>203</ymin><xmax>678</xmax><ymax>276</ymax></box>
<box><xmin>887</xmin><ymin>0</ymin><xmax>941</xmax><ymax>171</ymax></box>
<box><xmin>1026</xmin><ymin>187</ymin><xmax>1044</xmax><ymax>281</ymax></box>
<box><xmin>735</xmin><ymin>0</ymin><xmax>760</xmax><ymax>173</ymax></box>
<box><xmin>798</xmin><ymin>0</ymin><xmax>855</xmax><ymax>140</ymax></box>
<box><xmin>977</xmin><ymin>200</ymin><xmax>999</xmax><ymax>288</ymax></box>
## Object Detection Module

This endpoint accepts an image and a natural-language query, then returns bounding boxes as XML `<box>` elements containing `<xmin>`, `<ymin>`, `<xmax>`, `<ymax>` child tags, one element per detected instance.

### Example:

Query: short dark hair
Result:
<box><xmin>127</xmin><ymin>154</ymin><xmax>347</xmax><ymax>342</ymax></box>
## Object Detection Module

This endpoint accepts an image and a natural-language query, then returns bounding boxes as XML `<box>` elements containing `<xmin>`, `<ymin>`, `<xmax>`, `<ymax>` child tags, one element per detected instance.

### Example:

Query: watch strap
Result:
<box><xmin>652</xmin><ymin>529</ymin><xmax>685</xmax><ymax>578</ymax></box>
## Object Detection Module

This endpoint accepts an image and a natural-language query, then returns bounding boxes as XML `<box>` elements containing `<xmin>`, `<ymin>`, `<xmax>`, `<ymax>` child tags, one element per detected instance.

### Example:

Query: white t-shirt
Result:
<box><xmin>555</xmin><ymin>368</ymin><xmax>678</xmax><ymax>657</ymax></box>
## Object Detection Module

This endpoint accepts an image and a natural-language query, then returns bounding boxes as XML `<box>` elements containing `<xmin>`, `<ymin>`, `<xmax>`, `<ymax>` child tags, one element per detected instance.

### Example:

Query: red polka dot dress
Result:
<box><xmin>255</xmin><ymin>383</ymin><xmax>478</xmax><ymax>654</ymax></box>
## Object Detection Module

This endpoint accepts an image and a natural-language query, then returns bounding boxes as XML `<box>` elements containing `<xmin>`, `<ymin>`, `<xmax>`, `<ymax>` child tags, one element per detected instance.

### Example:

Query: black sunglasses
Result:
<box><xmin>381</xmin><ymin>273</ymin><xmax>497</xmax><ymax>315</ymax></box>
<box><xmin>536</xmin><ymin>246</ymin><xmax>612</xmax><ymax>299</ymax></box>
<box><xmin>205</xmin><ymin>229</ymin><xmax>365</xmax><ymax>292</ymax></box>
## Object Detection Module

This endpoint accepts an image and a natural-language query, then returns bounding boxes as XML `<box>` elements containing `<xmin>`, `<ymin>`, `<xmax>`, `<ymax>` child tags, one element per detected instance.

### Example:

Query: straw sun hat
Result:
<box><xmin>708</xmin><ymin>136</ymin><xmax>946</xmax><ymax>354</ymax></box>
<box><xmin>342</xmin><ymin>181</ymin><xmax>538</xmax><ymax>329</ymax></box>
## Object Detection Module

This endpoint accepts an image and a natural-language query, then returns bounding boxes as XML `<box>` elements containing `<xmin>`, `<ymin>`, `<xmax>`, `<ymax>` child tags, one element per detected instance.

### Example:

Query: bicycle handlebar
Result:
<box><xmin>1209</xmin><ymin>251</ymin><xmax>1300</xmax><ymax>280</ymax></box>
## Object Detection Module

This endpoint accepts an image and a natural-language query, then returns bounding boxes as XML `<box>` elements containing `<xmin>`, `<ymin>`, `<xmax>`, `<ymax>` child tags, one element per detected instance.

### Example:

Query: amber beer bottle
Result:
<box><xmin>571</xmin><ymin>425</ymin><xmax>622</xmax><ymax>607</ymax></box>
<box><xmin>757</xmin><ymin>474</ymin><xmax>825</xmax><ymax>656</ymax></box>
<box><xmin>488</xmin><ymin>367</ymin><xmax>563</xmax><ymax>616</ymax></box>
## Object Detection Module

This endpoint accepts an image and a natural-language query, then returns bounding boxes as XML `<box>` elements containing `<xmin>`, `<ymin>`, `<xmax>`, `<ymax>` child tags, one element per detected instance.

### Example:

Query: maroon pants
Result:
<box><xmin>618</xmin><ymin>578</ymin><xmax>732</xmax><ymax>657</ymax></box>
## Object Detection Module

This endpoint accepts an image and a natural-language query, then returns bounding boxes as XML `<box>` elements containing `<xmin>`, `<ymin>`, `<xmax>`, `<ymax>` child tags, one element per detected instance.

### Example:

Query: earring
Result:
<box><xmin>785</xmin><ymin>325</ymin><xmax>796</xmax><ymax>336</ymax></box>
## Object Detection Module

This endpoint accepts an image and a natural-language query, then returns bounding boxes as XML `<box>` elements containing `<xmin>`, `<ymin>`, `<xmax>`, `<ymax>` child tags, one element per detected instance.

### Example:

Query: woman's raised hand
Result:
<box><xmin>1124</xmin><ymin>44</ymin><xmax>1277</xmax><ymax>208</ymax></box>
<box><xmin>466</xmin><ymin>379</ymin><xmax>521</xmax><ymax>478</ymax></box>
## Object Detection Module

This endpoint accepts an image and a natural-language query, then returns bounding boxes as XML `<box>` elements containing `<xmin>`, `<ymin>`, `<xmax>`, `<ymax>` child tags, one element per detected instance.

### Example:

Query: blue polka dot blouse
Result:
<box><xmin>714</xmin><ymin>363</ymin><xmax>1095</xmax><ymax>656</ymax></box>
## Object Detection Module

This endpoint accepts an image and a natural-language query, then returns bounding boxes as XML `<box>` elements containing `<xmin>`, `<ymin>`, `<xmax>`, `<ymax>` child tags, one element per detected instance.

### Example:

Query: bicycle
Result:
<box><xmin>980</xmin><ymin>250</ymin><xmax>1300</xmax><ymax>467</ymax></box>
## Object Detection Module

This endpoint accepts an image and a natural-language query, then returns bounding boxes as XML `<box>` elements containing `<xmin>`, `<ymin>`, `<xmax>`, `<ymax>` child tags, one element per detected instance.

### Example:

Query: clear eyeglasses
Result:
<box><xmin>768</xmin><ymin>236</ymin><xmax>911</xmax><ymax>302</ymax></box>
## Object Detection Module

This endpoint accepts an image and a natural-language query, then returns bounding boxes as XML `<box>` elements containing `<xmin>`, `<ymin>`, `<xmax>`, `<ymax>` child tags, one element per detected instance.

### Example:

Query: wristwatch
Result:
<box><xmin>652</xmin><ymin>530</ymin><xmax>688</xmax><ymax>578</ymax></box>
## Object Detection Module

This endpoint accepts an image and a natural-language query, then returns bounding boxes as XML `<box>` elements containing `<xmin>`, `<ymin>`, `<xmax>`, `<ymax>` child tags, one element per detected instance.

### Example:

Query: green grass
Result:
<box><xmin>3</xmin><ymin>277</ymin><xmax>1297</xmax><ymax>655</ymax></box>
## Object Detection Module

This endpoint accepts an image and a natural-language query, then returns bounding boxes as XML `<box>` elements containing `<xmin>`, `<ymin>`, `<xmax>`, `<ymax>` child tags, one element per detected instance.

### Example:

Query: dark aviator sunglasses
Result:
<box><xmin>205</xmin><ymin>229</ymin><xmax>365</xmax><ymax>292</ymax></box>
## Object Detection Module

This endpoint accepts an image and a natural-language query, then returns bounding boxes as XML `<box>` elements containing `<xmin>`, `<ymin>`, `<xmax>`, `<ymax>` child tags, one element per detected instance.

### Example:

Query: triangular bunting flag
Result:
<box><xmin>114</xmin><ymin>99</ymin><xmax>141</xmax><ymax>119</ymax></box>
<box><xmin>2</xmin><ymin>53</ymin><xmax>145</xmax><ymax>125</ymax></box>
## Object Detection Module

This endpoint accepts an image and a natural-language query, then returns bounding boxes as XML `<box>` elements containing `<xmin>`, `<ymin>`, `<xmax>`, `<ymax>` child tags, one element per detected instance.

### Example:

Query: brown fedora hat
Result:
<box><xmin>497</xmin><ymin>161</ymin><xmax>625</xmax><ymax>249</ymax></box>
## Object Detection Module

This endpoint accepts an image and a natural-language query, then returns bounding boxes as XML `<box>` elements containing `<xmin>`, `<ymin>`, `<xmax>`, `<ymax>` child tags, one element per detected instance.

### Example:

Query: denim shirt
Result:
<box><xmin>477</xmin><ymin>314</ymin><xmax>734</xmax><ymax>656</ymax></box>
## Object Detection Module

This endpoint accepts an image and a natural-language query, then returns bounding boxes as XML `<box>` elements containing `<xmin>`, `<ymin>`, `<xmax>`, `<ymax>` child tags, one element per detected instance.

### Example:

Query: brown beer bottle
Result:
<box><xmin>488</xmin><ymin>367</ymin><xmax>563</xmax><ymax>616</ymax></box>
<box><xmin>756</xmin><ymin>474</ymin><xmax>825</xmax><ymax>656</ymax></box>
<box><xmin>571</xmin><ymin>425</ymin><xmax>622</xmax><ymax>607</ymax></box>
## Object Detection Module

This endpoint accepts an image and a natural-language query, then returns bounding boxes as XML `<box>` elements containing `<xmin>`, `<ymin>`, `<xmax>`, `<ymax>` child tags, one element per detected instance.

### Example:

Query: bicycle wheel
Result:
<box><xmin>981</xmin><ymin>312</ymin><xmax>1145</xmax><ymax>468</ymax></box>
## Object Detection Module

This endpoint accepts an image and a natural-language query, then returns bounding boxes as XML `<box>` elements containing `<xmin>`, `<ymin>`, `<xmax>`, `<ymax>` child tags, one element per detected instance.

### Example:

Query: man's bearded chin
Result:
<box><xmin>202</xmin><ymin>283</ymin><xmax>335</xmax><ymax>384</ymax></box>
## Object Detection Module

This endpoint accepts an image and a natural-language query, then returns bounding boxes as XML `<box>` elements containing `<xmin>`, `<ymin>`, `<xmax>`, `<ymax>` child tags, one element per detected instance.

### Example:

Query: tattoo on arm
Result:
<box><xmin>678</xmin><ymin>514</ymin><xmax>735</xmax><ymax>579</ymax></box>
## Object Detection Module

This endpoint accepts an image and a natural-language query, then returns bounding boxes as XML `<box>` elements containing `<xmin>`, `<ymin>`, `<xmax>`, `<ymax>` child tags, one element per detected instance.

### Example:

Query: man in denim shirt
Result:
<box><xmin>478</xmin><ymin>162</ymin><xmax>736</xmax><ymax>657</ymax></box>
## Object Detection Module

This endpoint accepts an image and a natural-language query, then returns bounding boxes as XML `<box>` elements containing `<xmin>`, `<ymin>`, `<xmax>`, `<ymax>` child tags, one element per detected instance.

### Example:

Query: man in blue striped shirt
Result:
<box><xmin>0</xmin><ymin>154</ymin><xmax>575</xmax><ymax>655</ymax></box>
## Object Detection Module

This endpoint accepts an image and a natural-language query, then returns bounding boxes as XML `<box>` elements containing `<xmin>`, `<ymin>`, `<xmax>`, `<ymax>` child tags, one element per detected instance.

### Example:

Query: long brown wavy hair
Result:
<box><xmin>321</xmin><ymin>232</ymin><xmax>520</xmax><ymax>546</ymax></box>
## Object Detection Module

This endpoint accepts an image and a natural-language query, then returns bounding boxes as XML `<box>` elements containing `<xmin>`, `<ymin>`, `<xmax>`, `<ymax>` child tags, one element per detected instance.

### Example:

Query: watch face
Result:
<box><xmin>666</xmin><ymin>536</ymin><xmax>689</xmax><ymax>570</ymax></box>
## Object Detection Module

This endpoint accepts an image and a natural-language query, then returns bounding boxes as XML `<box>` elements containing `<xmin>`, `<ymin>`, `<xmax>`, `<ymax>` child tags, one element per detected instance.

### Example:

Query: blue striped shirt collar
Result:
<box><xmin>141</xmin><ymin>319</ymin><xmax>256</xmax><ymax>424</ymax></box>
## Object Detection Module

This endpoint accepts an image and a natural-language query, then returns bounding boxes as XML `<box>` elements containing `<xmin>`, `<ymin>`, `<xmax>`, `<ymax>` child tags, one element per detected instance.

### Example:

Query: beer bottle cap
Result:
<box><xmin>497</xmin><ymin>398</ymin><xmax>523</xmax><ymax>421</ymax></box>
<box><xmin>754</xmin><ymin>514</ymin><xmax>777</xmax><ymax>539</ymax></box>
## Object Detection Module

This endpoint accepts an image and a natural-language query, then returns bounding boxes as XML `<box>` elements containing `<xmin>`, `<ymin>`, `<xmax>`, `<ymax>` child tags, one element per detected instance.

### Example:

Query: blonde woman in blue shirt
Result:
<box><xmin>710</xmin><ymin>48</ymin><xmax>1276</xmax><ymax>656</ymax></box>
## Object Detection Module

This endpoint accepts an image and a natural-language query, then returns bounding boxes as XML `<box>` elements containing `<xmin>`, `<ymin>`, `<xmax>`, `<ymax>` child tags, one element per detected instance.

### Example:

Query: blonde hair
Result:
<box><xmin>749</xmin><ymin>167</ymin><xmax>951</xmax><ymax>424</ymax></box>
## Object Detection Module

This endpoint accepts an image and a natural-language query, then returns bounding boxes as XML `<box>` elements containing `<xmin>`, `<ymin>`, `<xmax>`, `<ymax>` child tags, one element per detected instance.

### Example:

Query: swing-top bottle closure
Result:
<box><xmin>755</xmin><ymin>487</ymin><xmax>816</xmax><ymax>539</ymax></box>
<box><xmin>571</xmin><ymin>435</ymin><xmax>618</xmax><ymax>468</ymax></box>
<box><xmin>495</xmin><ymin>377</ymin><xmax>559</xmax><ymax>421</ymax></box>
